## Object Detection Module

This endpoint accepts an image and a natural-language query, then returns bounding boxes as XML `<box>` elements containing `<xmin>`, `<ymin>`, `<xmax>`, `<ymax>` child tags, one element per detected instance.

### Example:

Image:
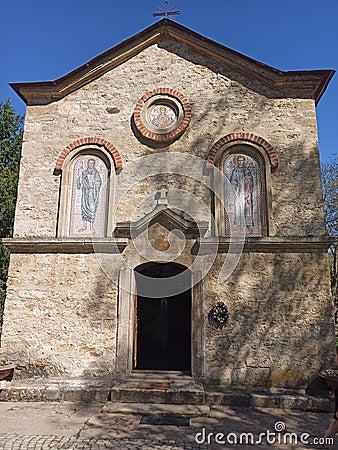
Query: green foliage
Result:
<box><xmin>0</xmin><ymin>99</ymin><xmax>23</xmax><ymax>315</ymax></box>
<box><xmin>322</xmin><ymin>155</ymin><xmax>338</xmax><ymax>351</ymax></box>
<box><xmin>0</xmin><ymin>246</ymin><xmax>10</xmax><ymax>313</ymax></box>
<box><xmin>322</xmin><ymin>155</ymin><xmax>338</xmax><ymax>239</ymax></box>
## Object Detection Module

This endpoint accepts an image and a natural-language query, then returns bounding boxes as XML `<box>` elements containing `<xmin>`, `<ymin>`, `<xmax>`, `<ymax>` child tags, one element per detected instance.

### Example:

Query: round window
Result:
<box><xmin>133</xmin><ymin>88</ymin><xmax>191</xmax><ymax>143</ymax></box>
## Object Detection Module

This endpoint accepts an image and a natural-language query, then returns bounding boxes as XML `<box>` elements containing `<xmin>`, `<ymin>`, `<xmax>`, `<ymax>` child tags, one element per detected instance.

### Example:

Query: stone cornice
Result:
<box><xmin>195</xmin><ymin>237</ymin><xmax>333</xmax><ymax>254</ymax></box>
<box><xmin>10</xmin><ymin>19</ymin><xmax>334</xmax><ymax>106</ymax></box>
<box><xmin>1</xmin><ymin>238</ymin><xmax>128</xmax><ymax>254</ymax></box>
<box><xmin>2</xmin><ymin>236</ymin><xmax>332</xmax><ymax>255</ymax></box>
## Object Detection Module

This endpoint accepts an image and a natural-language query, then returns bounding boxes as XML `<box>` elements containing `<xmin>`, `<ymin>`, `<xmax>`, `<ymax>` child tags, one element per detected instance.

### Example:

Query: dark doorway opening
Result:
<box><xmin>134</xmin><ymin>262</ymin><xmax>191</xmax><ymax>372</ymax></box>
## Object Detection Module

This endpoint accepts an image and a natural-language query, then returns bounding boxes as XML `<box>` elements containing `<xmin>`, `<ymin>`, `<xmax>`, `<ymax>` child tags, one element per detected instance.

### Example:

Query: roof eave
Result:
<box><xmin>313</xmin><ymin>69</ymin><xmax>335</xmax><ymax>105</ymax></box>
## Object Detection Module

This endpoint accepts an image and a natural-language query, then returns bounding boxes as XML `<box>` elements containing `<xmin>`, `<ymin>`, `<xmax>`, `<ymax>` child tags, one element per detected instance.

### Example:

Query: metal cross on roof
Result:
<box><xmin>153</xmin><ymin>1</ymin><xmax>181</xmax><ymax>20</ymax></box>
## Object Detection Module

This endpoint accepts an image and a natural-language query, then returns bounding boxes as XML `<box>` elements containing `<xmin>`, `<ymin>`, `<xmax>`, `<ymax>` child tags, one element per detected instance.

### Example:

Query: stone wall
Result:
<box><xmin>2</xmin><ymin>38</ymin><xmax>334</xmax><ymax>388</ymax></box>
<box><xmin>203</xmin><ymin>252</ymin><xmax>334</xmax><ymax>389</ymax></box>
<box><xmin>2</xmin><ymin>246</ymin><xmax>334</xmax><ymax>387</ymax></box>
<box><xmin>2</xmin><ymin>253</ymin><xmax>118</xmax><ymax>378</ymax></box>
<box><xmin>13</xmin><ymin>42</ymin><xmax>324</xmax><ymax>238</ymax></box>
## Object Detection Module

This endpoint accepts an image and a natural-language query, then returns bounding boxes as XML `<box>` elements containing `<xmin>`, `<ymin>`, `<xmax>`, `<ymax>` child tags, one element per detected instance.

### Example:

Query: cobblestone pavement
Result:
<box><xmin>0</xmin><ymin>435</ymin><xmax>203</xmax><ymax>449</ymax></box>
<box><xmin>0</xmin><ymin>433</ymin><xmax>336</xmax><ymax>450</ymax></box>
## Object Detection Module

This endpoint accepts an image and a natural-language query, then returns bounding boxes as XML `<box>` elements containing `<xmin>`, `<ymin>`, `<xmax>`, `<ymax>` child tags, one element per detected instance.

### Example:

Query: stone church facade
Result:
<box><xmin>2</xmin><ymin>19</ymin><xmax>335</xmax><ymax>391</ymax></box>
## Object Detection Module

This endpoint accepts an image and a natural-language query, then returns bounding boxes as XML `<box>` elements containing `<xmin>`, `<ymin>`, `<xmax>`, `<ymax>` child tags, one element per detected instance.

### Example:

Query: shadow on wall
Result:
<box><xmin>206</xmin><ymin>249</ymin><xmax>334</xmax><ymax>391</ymax></box>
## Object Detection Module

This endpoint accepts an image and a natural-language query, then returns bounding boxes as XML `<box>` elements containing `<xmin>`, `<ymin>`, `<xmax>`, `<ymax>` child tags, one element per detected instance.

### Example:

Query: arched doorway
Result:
<box><xmin>134</xmin><ymin>262</ymin><xmax>191</xmax><ymax>372</ymax></box>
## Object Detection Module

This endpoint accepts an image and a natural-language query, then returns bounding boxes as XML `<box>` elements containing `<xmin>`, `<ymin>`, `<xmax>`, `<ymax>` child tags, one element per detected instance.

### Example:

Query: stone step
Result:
<box><xmin>109</xmin><ymin>380</ymin><xmax>205</xmax><ymax>405</ymax></box>
<box><xmin>249</xmin><ymin>391</ymin><xmax>333</xmax><ymax>412</ymax></box>
<box><xmin>5</xmin><ymin>379</ymin><xmax>334</xmax><ymax>413</ymax></box>
<box><xmin>8</xmin><ymin>379</ymin><xmax>111</xmax><ymax>402</ymax></box>
<box><xmin>129</xmin><ymin>370</ymin><xmax>193</xmax><ymax>381</ymax></box>
<box><xmin>102</xmin><ymin>402</ymin><xmax>209</xmax><ymax>416</ymax></box>
<box><xmin>205</xmin><ymin>390</ymin><xmax>333</xmax><ymax>413</ymax></box>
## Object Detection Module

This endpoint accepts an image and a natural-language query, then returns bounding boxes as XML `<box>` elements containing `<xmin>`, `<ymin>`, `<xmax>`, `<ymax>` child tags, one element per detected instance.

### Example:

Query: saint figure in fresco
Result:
<box><xmin>76</xmin><ymin>158</ymin><xmax>102</xmax><ymax>232</ymax></box>
<box><xmin>150</xmin><ymin>105</ymin><xmax>175</xmax><ymax>128</ymax></box>
<box><xmin>230</xmin><ymin>154</ymin><xmax>254</xmax><ymax>227</ymax></box>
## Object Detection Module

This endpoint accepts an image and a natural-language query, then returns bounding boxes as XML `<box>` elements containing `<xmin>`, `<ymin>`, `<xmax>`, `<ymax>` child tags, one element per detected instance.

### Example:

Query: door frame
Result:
<box><xmin>116</xmin><ymin>266</ymin><xmax>205</xmax><ymax>378</ymax></box>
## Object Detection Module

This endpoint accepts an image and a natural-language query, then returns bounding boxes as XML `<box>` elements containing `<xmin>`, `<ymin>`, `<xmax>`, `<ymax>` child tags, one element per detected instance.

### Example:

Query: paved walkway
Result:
<box><xmin>0</xmin><ymin>435</ymin><xmax>202</xmax><ymax>449</ymax></box>
<box><xmin>0</xmin><ymin>401</ymin><xmax>337</xmax><ymax>449</ymax></box>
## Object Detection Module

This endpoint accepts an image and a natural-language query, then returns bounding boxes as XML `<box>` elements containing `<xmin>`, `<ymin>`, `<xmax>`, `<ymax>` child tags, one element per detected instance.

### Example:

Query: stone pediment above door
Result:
<box><xmin>114</xmin><ymin>189</ymin><xmax>208</xmax><ymax>240</ymax></box>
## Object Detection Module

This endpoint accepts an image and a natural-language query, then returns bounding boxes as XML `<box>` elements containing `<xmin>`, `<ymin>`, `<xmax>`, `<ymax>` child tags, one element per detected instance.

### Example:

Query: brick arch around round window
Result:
<box><xmin>206</xmin><ymin>133</ymin><xmax>278</xmax><ymax>169</ymax></box>
<box><xmin>54</xmin><ymin>137</ymin><xmax>123</xmax><ymax>174</ymax></box>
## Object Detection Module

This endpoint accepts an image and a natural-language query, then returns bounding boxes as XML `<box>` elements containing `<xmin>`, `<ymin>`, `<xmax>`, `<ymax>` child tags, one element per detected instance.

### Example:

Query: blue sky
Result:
<box><xmin>1</xmin><ymin>0</ymin><xmax>337</xmax><ymax>162</ymax></box>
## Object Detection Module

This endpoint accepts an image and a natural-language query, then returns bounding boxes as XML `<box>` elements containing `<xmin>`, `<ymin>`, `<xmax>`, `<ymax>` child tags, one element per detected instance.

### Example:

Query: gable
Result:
<box><xmin>10</xmin><ymin>19</ymin><xmax>334</xmax><ymax>106</ymax></box>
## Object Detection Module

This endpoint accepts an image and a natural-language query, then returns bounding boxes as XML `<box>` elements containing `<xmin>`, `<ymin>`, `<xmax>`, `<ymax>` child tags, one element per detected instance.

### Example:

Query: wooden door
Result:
<box><xmin>116</xmin><ymin>267</ymin><xmax>137</xmax><ymax>373</ymax></box>
<box><xmin>133</xmin><ymin>290</ymin><xmax>138</xmax><ymax>369</ymax></box>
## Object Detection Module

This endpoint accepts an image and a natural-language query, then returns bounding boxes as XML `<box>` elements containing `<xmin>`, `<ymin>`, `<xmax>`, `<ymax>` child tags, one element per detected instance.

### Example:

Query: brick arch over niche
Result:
<box><xmin>206</xmin><ymin>133</ymin><xmax>278</xmax><ymax>169</ymax></box>
<box><xmin>54</xmin><ymin>137</ymin><xmax>123</xmax><ymax>174</ymax></box>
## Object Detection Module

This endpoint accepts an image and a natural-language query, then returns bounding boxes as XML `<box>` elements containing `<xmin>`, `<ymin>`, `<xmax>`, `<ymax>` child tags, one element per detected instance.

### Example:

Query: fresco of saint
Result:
<box><xmin>149</xmin><ymin>105</ymin><xmax>176</xmax><ymax>129</ymax></box>
<box><xmin>69</xmin><ymin>155</ymin><xmax>106</xmax><ymax>236</ymax></box>
<box><xmin>230</xmin><ymin>154</ymin><xmax>253</xmax><ymax>227</ymax></box>
<box><xmin>224</xmin><ymin>152</ymin><xmax>262</xmax><ymax>237</ymax></box>
<box><xmin>76</xmin><ymin>158</ymin><xmax>102</xmax><ymax>231</ymax></box>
